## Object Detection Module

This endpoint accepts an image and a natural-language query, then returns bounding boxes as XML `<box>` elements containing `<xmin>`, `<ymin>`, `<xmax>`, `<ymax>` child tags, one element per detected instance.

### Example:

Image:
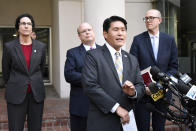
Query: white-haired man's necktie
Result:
<box><xmin>90</xmin><ymin>46</ymin><xmax>93</xmax><ymax>50</ymax></box>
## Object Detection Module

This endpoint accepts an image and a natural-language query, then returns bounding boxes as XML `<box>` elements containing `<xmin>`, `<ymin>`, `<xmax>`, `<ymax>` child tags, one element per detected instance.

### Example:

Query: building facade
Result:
<box><xmin>0</xmin><ymin>0</ymin><xmax>195</xmax><ymax>98</ymax></box>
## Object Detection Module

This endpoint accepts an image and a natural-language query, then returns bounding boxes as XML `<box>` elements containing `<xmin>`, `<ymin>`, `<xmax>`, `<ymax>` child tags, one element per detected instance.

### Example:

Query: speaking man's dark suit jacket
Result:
<box><xmin>64</xmin><ymin>44</ymin><xmax>100</xmax><ymax>117</ymax></box>
<box><xmin>82</xmin><ymin>44</ymin><xmax>145</xmax><ymax>131</ymax></box>
<box><xmin>2</xmin><ymin>38</ymin><xmax>46</xmax><ymax>104</ymax></box>
<box><xmin>130</xmin><ymin>31</ymin><xmax>178</xmax><ymax>131</ymax></box>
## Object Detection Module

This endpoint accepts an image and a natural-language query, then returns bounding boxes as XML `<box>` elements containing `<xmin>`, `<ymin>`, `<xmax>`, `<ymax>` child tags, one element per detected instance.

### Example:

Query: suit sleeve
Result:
<box><xmin>129</xmin><ymin>38</ymin><xmax>145</xmax><ymax>100</ymax></box>
<box><xmin>64</xmin><ymin>50</ymin><xmax>82</xmax><ymax>87</ymax></box>
<box><xmin>132</xmin><ymin>56</ymin><xmax>145</xmax><ymax>101</ymax></box>
<box><xmin>2</xmin><ymin>43</ymin><xmax>11</xmax><ymax>84</ymax></box>
<box><xmin>82</xmin><ymin>52</ymin><xmax>116</xmax><ymax>114</ymax></box>
<box><xmin>166</xmin><ymin>37</ymin><xmax>178</xmax><ymax>75</ymax></box>
<box><xmin>129</xmin><ymin>37</ymin><xmax>139</xmax><ymax>58</ymax></box>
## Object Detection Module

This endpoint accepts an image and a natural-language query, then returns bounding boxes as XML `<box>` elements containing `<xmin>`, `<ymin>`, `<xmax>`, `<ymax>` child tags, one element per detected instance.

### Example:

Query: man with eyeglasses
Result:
<box><xmin>130</xmin><ymin>9</ymin><xmax>178</xmax><ymax>131</ymax></box>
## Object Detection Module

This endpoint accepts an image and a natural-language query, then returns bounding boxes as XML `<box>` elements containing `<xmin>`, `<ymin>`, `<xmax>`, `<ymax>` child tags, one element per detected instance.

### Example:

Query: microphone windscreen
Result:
<box><xmin>174</xmin><ymin>72</ymin><xmax>182</xmax><ymax>79</ymax></box>
<box><xmin>177</xmin><ymin>80</ymin><xmax>190</xmax><ymax>94</ymax></box>
<box><xmin>150</xmin><ymin>66</ymin><xmax>160</xmax><ymax>81</ymax></box>
<box><xmin>148</xmin><ymin>82</ymin><xmax>158</xmax><ymax>94</ymax></box>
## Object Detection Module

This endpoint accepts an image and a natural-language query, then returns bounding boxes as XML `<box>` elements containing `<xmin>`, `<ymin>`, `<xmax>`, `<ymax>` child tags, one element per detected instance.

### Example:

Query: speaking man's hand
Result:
<box><xmin>122</xmin><ymin>80</ymin><xmax>136</xmax><ymax>96</ymax></box>
<box><xmin>145</xmin><ymin>86</ymin><xmax>152</xmax><ymax>95</ymax></box>
<box><xmin>116</xmin><ymin>106</ymin><xmax>130</xmax><ymax>125</ymax></box>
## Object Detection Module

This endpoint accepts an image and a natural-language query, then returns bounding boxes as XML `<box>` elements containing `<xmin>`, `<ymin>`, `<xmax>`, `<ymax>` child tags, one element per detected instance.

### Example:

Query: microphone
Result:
<box><xmin>175</xmin><ymin>72</ymin><xmax>192</xmax><ymax>87</ymax></box>
<box><xmin>175</xmin><ymin>72</ymin><xmax>196</xmax><ymax>100</ymax></box>
<box><xmin>150</xmin><ymin>66</ymin><xmax>179</xmax><ymax>86</ymax></box>
<box><xmin>148</xmin><ymin>82</ymin><xmax>164</xmax><ymax>102</ymax></box>
<box><xmin>148</xmin><ymin>67</ymin><xmax>196</xmax><ymax>125</ymax></box>
<box><xmin>150</xmin><ymin>66</ymin><xmax>191</xmax><ymax>96</ymax></box>
<box><xmin>150</xmin><ymin>66</ymin><xmax>170</xmax><ymax>84</ymax></box>
<box><xmin>176</xmin><ymin>80</ymin><xmax>190</xmax><ymax>95</ymax></box>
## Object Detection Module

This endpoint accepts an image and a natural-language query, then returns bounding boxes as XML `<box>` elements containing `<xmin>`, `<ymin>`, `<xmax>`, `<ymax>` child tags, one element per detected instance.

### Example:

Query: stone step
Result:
<box><xmin>0</xmin><ymin>87</ymin><xmax>71</xmax><ymax>131</ymax></box>
<box><xmin>0</xmin><ymin>98</ymin><xmax>70</xmax><ymax>131</ymax></box>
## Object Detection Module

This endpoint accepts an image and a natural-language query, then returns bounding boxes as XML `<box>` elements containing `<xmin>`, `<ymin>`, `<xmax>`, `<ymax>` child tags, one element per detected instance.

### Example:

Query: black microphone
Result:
<box><xmin>149</xmin><ymin>66</ymin><xmax>177</xmax><ymax>96</ymax></box>
<box><xmin>176</xmin><ymin>80</ymin><xmax>190</xmax><ymax>95</ymax></box>
<box><xmin>150</xmin><ymin>66</ymin><xmax>170</xmax><ymax>84</ymax></box>
<box><xmin>175</xmin><ymin>72</ymin><xmax>192</xmax><ymax>87</ymax></box>
<box><xmin>150</xmin><ymin>66</ymin><xmax>160</xmax><ymax>82</ymax></box>
<box><xmin>148</xmin><ymin>82</ymin><xmax>158</xmax><ymax>94</ymax></box>
<box><xmin>148</xmin><ymin>82</ymin><xmax>164</xmax><ymax>101</ymax></box>
<box><xmin>150</xmin><ymin>66</ymin><xmax>190</xmax><ymax>95</ymax></box>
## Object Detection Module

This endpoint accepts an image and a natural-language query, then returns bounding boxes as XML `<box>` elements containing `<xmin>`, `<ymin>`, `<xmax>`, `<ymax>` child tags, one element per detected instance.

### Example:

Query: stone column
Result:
<box><xmin>84</xmin><ymin>0</ymin><xmax>125</xmax><ymax>45</ymax></box>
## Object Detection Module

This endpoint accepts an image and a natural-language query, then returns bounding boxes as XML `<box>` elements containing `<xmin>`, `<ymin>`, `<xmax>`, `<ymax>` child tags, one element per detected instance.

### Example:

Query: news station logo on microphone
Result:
<box><xmin>144</xmin><ymin>66</ymin><xmax>196</xmax><ymax>127</ymax></box>
<box><xmin>186</xmin><ymin>85</ymin><xmax>196</xmax><ymax>100</ymax></box>
<box><xmin>151</xmin><ymin>89</ymin><xmax>164</xmax><ymax>102</ymax></box>
<box><xmin>140</xmin><ymin>66</ymin><xmax>165</xmax><ymax>102</ymax></box>
<box><xmin>148</xmin><ymin>82</ymin><xmax>164</xmax><ymax>102</ymax></box>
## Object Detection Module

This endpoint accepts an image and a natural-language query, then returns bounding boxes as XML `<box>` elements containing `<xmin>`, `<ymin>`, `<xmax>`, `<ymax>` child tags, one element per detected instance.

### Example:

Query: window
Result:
<box><xmin>155</xmin><ymin>0</ymin><xmax>196</xmax><ymax>84</ymax></box>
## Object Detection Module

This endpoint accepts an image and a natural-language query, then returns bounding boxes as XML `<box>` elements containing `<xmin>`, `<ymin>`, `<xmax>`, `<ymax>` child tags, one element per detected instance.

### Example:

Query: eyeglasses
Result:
<box><xmin>19</xmin><ymin>22</ymin><xmax>32</xmax><ymax>26</ymax></box>
<box><xmin>143</xmin><ymin>17</ymin><xmax>160</xmax><ymax>22</ymax></box>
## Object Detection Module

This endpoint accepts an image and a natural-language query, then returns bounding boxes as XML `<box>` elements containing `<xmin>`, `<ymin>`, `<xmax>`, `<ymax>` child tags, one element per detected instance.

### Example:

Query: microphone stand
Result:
<box><xmin>188</xmin><ymin>115</ymin><xmax>196</xmax><ymax>131</ymax></box>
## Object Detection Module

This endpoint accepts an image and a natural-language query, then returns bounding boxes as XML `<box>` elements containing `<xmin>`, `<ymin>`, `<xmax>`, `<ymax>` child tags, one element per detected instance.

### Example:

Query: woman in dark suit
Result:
<box><xmin>2</xmin><ymin>13</ymin><xmax>46</xmax><ymax>131</ymax></box>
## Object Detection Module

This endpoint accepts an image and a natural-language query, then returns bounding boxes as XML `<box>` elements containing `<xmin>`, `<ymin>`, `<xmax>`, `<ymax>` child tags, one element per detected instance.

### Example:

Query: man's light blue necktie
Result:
<box><xmin>151</xmin><ymin>36</ymin><xmax>158</xmax><ymax>60</ymax></box>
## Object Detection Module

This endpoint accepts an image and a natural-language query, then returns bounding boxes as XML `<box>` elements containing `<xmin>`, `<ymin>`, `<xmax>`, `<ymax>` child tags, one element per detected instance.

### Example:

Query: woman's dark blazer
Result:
<box><xmin>2</xmin><ymin>38</ymin><xmax>46</xmax><ymax>104</ymax></box>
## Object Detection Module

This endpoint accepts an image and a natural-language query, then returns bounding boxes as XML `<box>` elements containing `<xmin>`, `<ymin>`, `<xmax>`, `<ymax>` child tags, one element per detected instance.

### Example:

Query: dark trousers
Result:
<box><xmin>135</xmin><ymin>103</ymin><xmax>166</xmax><ymax>131</ymax></box>
<box><xmin>7</xmin><ymin>92</ymin><xmax>44</xmax><ymax>131</ymax></box>
<box><xmin>70</xmin><ymin>114</ymin><xmax>87</xmax><ymax>131</ymax></box>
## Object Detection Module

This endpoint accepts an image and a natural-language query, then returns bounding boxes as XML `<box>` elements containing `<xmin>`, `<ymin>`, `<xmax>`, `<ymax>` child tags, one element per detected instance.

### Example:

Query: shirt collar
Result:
<box><xmin>83</xmin><ymin>43</ymin><xmax>96</xmax><ymax>51</ymax></box>
<box><xmin>148</xmin><ymin>31</ymin><xmax>159</xmax><ymax>38</ymax></box>
<box><xmin>105</xmin><ymin>42</ymin><xmax>122</xmax><ymax>56</ymax></box>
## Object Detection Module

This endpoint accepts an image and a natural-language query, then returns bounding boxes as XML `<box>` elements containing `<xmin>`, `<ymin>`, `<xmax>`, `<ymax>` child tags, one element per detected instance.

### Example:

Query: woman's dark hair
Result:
<box><xmin>15</xmin><ymin>13</ymin><xmax>35</xmax><ymax>32</ymax></box>
<box><xmin>103</xmin><ymin>16</ymin><xmax>127</xmax><ymax>32</ymax></box>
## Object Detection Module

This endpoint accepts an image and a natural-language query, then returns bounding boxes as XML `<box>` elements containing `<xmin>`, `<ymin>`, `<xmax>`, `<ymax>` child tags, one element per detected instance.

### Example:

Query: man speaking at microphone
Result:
<box><xmin>130</xmin><ymin>9</ymin><xmax>178</xmax><ymax>131</ymax></box>
<box><xmin>82</xmin><ymin>16</ymin><xmax>145</xmax><ymax>131</ymax></box>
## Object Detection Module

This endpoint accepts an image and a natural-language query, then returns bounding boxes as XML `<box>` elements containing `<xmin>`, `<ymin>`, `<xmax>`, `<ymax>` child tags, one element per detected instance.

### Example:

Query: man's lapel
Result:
<box><xmin>79</xmin><ymin>44</ymin><xmax>86</xmax><ymax>56</ymax></box>
<box><xmin>102</xmin><ymin>45</ymin><xmax>121</xmax><ymax>86</ymax></box>
<box><xmin>95</xmin><ymin>43</ymin><xmax>100</xmax><ymax>48</ymax></box>
<box><xmin>144</xmin><ymin>32</ymin><xmax>156</xmax><ymax>62</ymax></box>
<box><xmin>79</xmin><ymin>44</ymin><xmax>86</xmax><ymax>66</ymax></box>
<box><xmin>157</xmin><ymin>32</ymin><xmax>163</xmax><ymax>62</ymax></box>
<box><xmin>122</xmin><ymin>51</ymin><xmax>129</xmax><ymax>84</ymax></box>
